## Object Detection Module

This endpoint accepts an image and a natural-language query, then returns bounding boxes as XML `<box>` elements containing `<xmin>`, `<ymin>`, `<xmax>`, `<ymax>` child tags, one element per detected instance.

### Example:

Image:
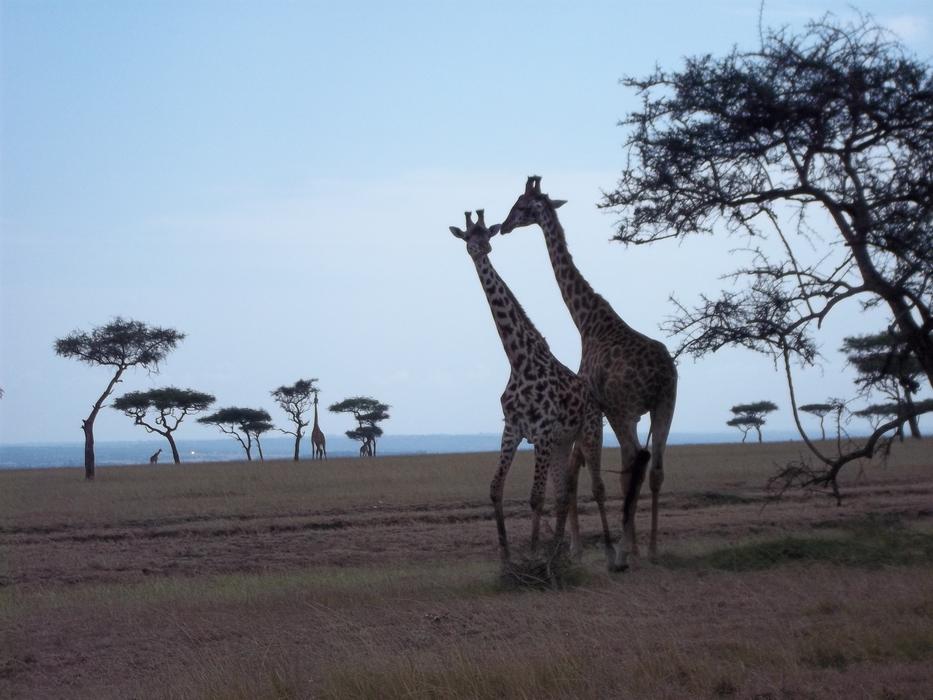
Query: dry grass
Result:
<box><xmin>2</xmin><ymin>438</ymin><xmax>932</xmax><ymax>699</ymax></box>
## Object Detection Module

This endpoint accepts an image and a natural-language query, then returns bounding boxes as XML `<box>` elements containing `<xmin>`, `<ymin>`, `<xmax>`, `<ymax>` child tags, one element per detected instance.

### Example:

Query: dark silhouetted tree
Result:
<box><xmin>198</xmin><ymin>407</ymin><xmax>272</xmax><ymax>462</ymax></box>
<box><xmin>55</xmin><ymin>318</ymin><xmax>184</xmax><ymax>480</ymax></box>
<box><xmin>854</xmin><ymin>399</ymin><xmax>933</xmax><ymax>441</ymax></box>
<box><xmin>728</xmin><ymin>401</ymin><xmax>777</xmax><ymax>443</ymax></box>
<box><xmin>271</xmin><ymin>378</ymin><xmax>318</xmax><ymax>461</ymax></box>
<box><xmin>842</xmin><ymin>332</ymin><xmax>926</xmax><ymax>438</ymax></box>
<box><xmin>329</xmin><ymin>396</ymin><xmax>390</xmax><ymax>457</ymax></box>
<box><xmin>727</xmin><ymin>415</ymin><xmax>763</xmax><ymax>443</ymax></box>
<box><xmin>600</xmin><ymin>15</ymin><xmax>933</xmax><ymax>498</ymax></box>
<box><xmin>112</xmin><ymin>387</ymin><xmax>215</xmax><ymax>464</ymax></box>
<box><xmin>799</xmin><ymin>403</ymin><xmax>833</xmax><ymax>441</ymax></box>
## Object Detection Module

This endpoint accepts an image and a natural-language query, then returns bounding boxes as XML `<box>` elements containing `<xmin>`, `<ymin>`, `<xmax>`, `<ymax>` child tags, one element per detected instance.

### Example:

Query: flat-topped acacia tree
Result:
<box><xmin>198</xmin><ymin>407</ymin><xmax>272</xmax><ymax>462</ymax></box>
<box><xmin>728</xmin><ymin>401</ymin><xmax>778</xmax><ymax>443</ymax></box>
<box><xmin>112</xmin><ymin>387</ymin><xmax>215</xmax><ymax>464</ymax></box>
<box><xmin>799</xmin><ymin>404</ymin><xmax>835</xmax><ymax>441</ymax></box>
<box><xmin>329</xmin><ymin>396</ymin><xmax>389</xmax><ymax>457</ymax></box>
<box><xmin>55</xmin><ymin>318</ymin><xmax>184</xmax><ymax>480</ymax></box>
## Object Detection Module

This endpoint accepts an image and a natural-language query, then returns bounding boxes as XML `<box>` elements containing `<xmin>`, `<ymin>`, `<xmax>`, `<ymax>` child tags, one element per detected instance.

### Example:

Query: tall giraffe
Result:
<box><xmin>310</xmin><ymin>393</ymin><xmax>326</xmax><ymax>460</ymax></box>
<box><xmin>449</xmin><ymin>209</ymin><xmax>613</xmax><ymax>563</ymax></box>
<box><xmin>502</xmin><ymin>176</ymin><xmax>677</xmax><ymax>570</ymax></box>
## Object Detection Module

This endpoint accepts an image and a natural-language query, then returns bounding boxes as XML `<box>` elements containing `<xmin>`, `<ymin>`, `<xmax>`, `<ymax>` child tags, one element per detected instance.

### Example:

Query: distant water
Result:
<box><xmin>0</xmin><ymin>431</ymin><xmax>804</xmax><ymax>470</ymax></box>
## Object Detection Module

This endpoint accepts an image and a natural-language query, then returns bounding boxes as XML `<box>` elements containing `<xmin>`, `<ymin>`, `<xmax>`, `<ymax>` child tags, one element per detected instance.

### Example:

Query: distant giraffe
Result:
<box><xmin>449</xmin><ymin>209</ymin><xmax>613</xmax><ymax>563</ymax></box>
<box><xmin>502</xmin><ymin>176</ymin><xmax>677</xmax><ymax>570</ymax></box>
<box><xmin>359</xmin><ymin>437</ymin><xmax>373</xmax><ymax>458</ymax></box>
<box><xmin>149</xmin><ymin>448</ymin><xmax>162</xmax><ymax>464</ymax></box>
<box><xmin>311</xmin><ymin>393</ymin><xmax>326</xmax><ymax>460</ymax></box>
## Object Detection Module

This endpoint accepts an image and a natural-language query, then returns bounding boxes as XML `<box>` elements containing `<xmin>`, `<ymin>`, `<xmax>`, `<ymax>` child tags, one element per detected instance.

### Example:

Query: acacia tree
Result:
<box><xmin>55</xmin><ymin>318</ymin><xmax>184</xmax><ymax>480</ymax></box>
<box><xmin>727</xmin><ymin>415</ymin><xmax>763</xmax><ymax>443</ymax></box>
<box><xmin>601</xmin><ymin>16</ymin><xmax>933</xmax><ymax>499</ymax></box>
<box><xmin>271</xmin><ymin>378</ymin><xmax>318</xmax><ymax>461</ymax></box>
<box><xmin>799</xmin><ymin>403</ymin><xmax>835</xmax><ymax>440</ymax></box>
<box><xmin>329</xmin><ymin>396</ymin><xmax>390</xmax><ymax>457</ymax></box>
<box><xmin>842</xmin><ymin>332</ymin><xmax>925</xmax><ymax>438</ymax></box>
<box><xmin>112</xmin><ymin>388</ymin><xmax>215</xmax><ymax>464</ymax></box>
<box><xmin>198</xmin><ymin>407</ymin><xmax>272</xmax><ymax>462</ymax></box>
<box><xmin>728</xmin><ymin>401</ymin><xmax>777</xmax><ymax>443</ymax></box>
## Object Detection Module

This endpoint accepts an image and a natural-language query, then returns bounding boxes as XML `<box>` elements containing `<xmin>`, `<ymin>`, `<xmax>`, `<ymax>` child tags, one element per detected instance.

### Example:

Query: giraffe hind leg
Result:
<box><xmin>579</xmin><ymin>410</ymin><xmax>613</xmax><ymax>567</ymax></box>
<box><xmin>529</xmin><ymin>441</ymin><xmax>552</xmax><ymax>554</ymax></box>
<box><xmin>648</xmin><ymin>396</ymin><xmax>675</xmax><ymax>558</ymax></box>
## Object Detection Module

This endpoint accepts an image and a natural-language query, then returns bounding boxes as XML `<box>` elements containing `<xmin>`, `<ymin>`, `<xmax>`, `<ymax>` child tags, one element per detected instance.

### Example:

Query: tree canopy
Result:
<box><xmin>601</xmin><ymin>15</ymin><xmax>933</xmax><ymax>497</ymax></box>
<box><xmin>55</xmin><ymin>317</ymin><xmax>185</xmax><ymax>479</ymax></box>
<box><xmin>112</xmin><ymin>387</ymin><xmax>215</xmax><ymax>464</ymax></box>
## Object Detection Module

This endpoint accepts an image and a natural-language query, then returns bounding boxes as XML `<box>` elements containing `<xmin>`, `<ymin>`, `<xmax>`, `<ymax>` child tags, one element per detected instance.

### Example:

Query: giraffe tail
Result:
<box><xmin>622</xmin><ymin>449</ymin><xmax>651</xmax><ymax>526</ymax></box>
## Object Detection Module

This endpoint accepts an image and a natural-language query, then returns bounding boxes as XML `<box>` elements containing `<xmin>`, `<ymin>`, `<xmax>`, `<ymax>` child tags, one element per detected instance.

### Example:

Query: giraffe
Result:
<box><xmin>149</xmin><ymin>448</ymin><xmax>162</xmax><ymax>464</ymax></box>
<box><xmin>449</xmin><ymin>209</ymin><xmax>614</xmax><ymax>563</ymax></box>
<box><xmin>501</xmin><ymin>176</ymin><xmax>677</xmax><ymax>571</ymax></box>
<box><xmin>310</xmin><ymin>393</ymin><xmax>326</xmax><ymax>460</ymax></box>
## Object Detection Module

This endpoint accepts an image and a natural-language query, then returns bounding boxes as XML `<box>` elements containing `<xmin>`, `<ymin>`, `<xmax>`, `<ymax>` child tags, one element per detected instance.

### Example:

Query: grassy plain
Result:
<box><xmin>2</xmin><ymin>439</ymin><xmax>932</xmax><ymax>699</ymax></box>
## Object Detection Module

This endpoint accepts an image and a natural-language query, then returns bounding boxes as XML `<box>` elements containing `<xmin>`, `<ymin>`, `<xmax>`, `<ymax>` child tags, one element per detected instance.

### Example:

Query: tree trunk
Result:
<box><xmin>904</xmin><ymin>391</ymin><xmax>922</xmax><ymax>439</ymax></box>
<box><xmin>756</xmin><ymin>426</ymin><xmax>763</xmax><ymax>443</ymax></box>
<box><xmin>819</xmin><ymin>418</ymin><xmax>826</xmax><ymax>441</ymax></box>
<box><xmin>293</xmin><ymin>434</ymin><xmax>301</xmax><ymax>461</ymax></box>
<box><xmin>256</xmin><ymin>439</ymin><xmax>265</xmax><ymax>463</ymax></box>
<box><xmin>166</xmin><ymin>432</ymin><xmax>181</xmax><ymax>464</ymax></box>
<box><xmin>82</xmin><ymin>420</ymin><xmax>96</xmax><ymax>480</ymax></box>
<box><xmin>80</xmin><ymin>366</ymin><xmax>126</xmax><ymax>480</ymax></box>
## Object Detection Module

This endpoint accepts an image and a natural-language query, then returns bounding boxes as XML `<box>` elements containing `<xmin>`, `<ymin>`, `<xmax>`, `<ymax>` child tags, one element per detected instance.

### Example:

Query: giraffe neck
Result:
<box><xmin>312</xmin><ymin>400</ymin><xmax>320</xmax><ymax>431</ymax></box>
<box><xmin>537</xmin><ymin>206</ymin><xmax>625</xmax><ymax>335</ymax></box>
<box><xmin>472</xmin><ymin>253</ymin><xmax>550</xmax><ymax>368</ymax></box>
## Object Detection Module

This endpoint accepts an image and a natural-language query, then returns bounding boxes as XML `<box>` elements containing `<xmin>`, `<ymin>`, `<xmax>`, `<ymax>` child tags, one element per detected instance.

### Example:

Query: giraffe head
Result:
<box><xmin>500</xmin><ymin>176</ymin><xmax>566</xmax><ymax>234</ymax></box>
<box><xmin>449</xmin><ymin>209</ymin><xmax>502</xmax><ymax>260</ymax></box>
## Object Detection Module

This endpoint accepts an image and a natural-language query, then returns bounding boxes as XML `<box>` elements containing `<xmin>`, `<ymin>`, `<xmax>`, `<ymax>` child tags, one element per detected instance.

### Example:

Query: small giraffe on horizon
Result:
<box><xmin>502</xmin><ymin>176</ymin><xmax>677</xmax><ymax>571</ymax></box>
<box><xmin>149</xmin><ymin>448</ymin><xmax>162</xmax><ymax>464</ymax></box>
<box><xmin>311</xmin><ymin>392</ymin><xmax>326</xmax><ymax>460</ymax></box>
<box><xmin>449</xmin><ymin>209</ymin><xmax>614</xmax><ymax>563</ymax></box>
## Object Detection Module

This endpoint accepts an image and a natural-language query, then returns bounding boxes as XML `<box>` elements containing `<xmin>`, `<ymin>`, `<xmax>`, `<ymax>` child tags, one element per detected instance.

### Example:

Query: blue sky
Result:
<box><xmin>2</xmin><ymin>0</ymin><xmax>931</xmax><ymax>444</ymax></box>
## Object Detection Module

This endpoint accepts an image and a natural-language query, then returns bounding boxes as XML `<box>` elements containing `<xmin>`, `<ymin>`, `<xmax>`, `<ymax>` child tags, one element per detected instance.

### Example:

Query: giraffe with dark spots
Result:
<box><xmin>310</xmin><ymin>392</ymin><xmax>326</xmax><ymax>460</ymax></box>
<box><xmin>449</xmin><ymin>209</ymin><xmax>613</xmax><ymax>564</ymax></box>
<box><xmin>502</xmin><ymin>176</ymin><xmax>678</xmax><ymax>571</ymax></box>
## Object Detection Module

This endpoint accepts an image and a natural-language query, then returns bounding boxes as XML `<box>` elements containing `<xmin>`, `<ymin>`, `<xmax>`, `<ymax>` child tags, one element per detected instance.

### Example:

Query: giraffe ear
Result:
<box><xmin>449</xmin><ymin>226</ymin><xmax>466</xmax><ymax>239</ymax></box>
<box><xmin>550</xmin><ymin>199</ymin><xmax>567</xmax><ymax>209</ymax></box>
<box><xmin>488</xmin><ymin>224</ymin><xmax>502</xmax><ymax>236</ymax></box>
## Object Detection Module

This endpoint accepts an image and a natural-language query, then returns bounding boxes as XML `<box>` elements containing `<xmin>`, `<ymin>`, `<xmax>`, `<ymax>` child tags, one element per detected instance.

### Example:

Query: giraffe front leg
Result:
<box><xmin>490</xmin><ymin>425</ymin><xmax>520</xmax><ymax>564</ymax></box>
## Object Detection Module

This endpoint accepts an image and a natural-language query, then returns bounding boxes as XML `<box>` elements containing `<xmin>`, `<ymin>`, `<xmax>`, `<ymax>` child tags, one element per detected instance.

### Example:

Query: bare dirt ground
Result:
<box><xmin>2</xmin><ymin>440</ymin><xmax>931</xmax><ymax>699</ymax></box>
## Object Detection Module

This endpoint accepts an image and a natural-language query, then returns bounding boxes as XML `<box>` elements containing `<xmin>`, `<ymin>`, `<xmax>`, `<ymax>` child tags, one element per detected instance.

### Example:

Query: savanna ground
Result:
<box><xmin>1</xmin><ymin>439</ymin><xmax>932</xmax><ymax>699</ymax></box>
